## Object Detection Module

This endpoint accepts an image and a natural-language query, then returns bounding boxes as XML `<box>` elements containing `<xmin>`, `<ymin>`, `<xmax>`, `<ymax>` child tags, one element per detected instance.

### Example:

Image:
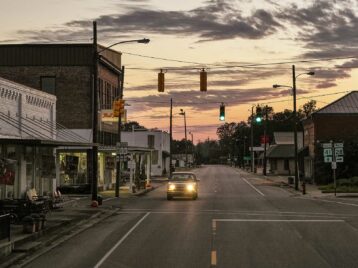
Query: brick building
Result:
<box><xmin>302</xmin><ymin>91</ymin><xmax>358</xmax><ymax>183</ymax></box>
<box><xmin>0</xmin><ymin>44</ymin><xmax>122</xmax><ymax>189</ymax></box>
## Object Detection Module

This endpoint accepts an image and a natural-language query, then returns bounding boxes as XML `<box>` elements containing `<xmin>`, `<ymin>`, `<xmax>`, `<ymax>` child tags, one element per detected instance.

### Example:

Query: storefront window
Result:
<box><xmin>60</xmin><ymin>152</ymin><xmax>88</xmax><ymax>185</ymax></box>
<box><xmin>0</xmin><ymin>146</ymin><xmax>17</xmax><ymax>199</ymax></box>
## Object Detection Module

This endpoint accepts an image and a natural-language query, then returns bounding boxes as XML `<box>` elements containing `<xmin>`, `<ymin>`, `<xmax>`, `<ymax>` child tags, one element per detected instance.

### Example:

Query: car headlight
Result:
<box><xmin>168</xmin><ymin>183</ymin><xmax>176</xmax><ymax>191</ymax></box>
<box><xmin>186</xmin><ymin>183</ymin><xmax>195</xmax><ymax>192</ymax></box>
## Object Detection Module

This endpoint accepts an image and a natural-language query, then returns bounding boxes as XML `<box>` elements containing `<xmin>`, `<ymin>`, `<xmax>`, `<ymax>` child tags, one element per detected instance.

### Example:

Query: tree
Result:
<box><xmin>300</xmin><ymin>100</ymin><xmax>317</xmax><ymax>119</ymax></box>
<box><xmin>121</xmin><ymin>121</ymin><xmax>147</xmax><ymax>131</ymax></box>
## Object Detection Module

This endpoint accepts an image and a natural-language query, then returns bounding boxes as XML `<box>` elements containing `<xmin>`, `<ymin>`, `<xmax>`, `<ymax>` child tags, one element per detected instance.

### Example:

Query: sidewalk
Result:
<box><xmin>236</xmin><ymin>168</ymin><xmax>335</xmax><ymax>198</ymax></box>
<box><xmin>0</xmin><ymin>182</ymin><xmax>162</xmax><ymax>265</ymax></box>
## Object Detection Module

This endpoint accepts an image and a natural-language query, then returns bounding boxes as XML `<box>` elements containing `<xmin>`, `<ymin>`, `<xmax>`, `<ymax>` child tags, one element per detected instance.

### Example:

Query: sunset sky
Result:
<box><xmin>0</xmin><ymin>0</ymin><xmax>357</xmax><ymax>142</ymax></box>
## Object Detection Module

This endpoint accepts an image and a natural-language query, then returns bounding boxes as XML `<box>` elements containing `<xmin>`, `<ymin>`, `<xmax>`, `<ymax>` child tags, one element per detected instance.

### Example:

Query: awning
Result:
<box><xmin>0</xmin><ymin>138</ymin><xmax>95</xmax><ymax>147</ymax></box>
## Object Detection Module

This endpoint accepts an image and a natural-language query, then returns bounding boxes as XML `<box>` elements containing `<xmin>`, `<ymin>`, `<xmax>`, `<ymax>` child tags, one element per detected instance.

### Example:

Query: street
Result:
<box><xmin>24</xmin><ymin>165</ymin><xmax>358</xmax><ymax>268</ymax></box>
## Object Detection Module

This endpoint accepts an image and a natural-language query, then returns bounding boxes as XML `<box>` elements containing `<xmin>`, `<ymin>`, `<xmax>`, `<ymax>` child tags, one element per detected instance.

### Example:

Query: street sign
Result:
<box><xmin>324</xmin><ymin>156</ymin><xmax>332</xmax><ymax>163</ymax></box>
<box><xmin>323</xmin><ymin>148</ymin><xmax>332</xmax><ymax>156</ymax></box>
<box><xmin>116</xmin><ymin>142</ymin><xmax>128</xmax><ymax>147</ymax></box>
<box><xmin>336</xmin><ymin>156</ymin><xmax>344</xmax><ymax>162</ymax></box>
<box><xmin>243</xmin><ymin>156</ymin><xmax>251</xmax><ymax>161</ymax></box>
<box><xmin>322</xmin><ymin>143</ymin><xmax>331</xmax><ymax>148</ymax></box>
<box><xmin>335</xmin><ymin>148</ymin><xmax>344</xmax><ymax>156</ymax></box>
<box><xmin>116</xmin><ymin>142</ymin><xmax>128</xmax><ymax>155</ymax></box>
<box><xmin>334</xmin><ymin>143</ymin><xmax>344</xmax><ymax>148</ymax></box>
<box><xmin>322</xmin><ymin>142</ymin><xmax>344</xmax><ymax>163</ymax></box>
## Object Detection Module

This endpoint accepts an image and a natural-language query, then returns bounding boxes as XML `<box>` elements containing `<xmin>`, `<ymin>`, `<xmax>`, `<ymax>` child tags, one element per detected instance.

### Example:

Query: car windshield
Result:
<box><xmin>171</xmin><ymin>173</ymin><xmax>196</xmax><ymax>181</ymax></box>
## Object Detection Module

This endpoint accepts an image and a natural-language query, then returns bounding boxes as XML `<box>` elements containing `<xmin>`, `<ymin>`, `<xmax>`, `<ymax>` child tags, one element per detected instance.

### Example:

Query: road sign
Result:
<box><xmin>323</xmin><ymin>148</ymin><xmax>332</xmax><ymax>156</ymax></box>
<box><xmin>116</xmin><ymin>142</ymin><xmax>128</xmax><ymax>155</ymax></box>
<box><xmin>243</xmin><ymin>156</ymin><xmax>251</xmax><ymax>161</ymax></box>
<box><xmin>116</xmin><ymin>142</ymin><xmax>128</xmax><ymax>147</ymax></box>
<box><xmin>335</xmin><ymin>148</ymin><xmax>344</xmax><ymax>156</ymax></box>
<box><xmin>322</xmin><ymin>143</ymin><xmax>331</xmax><ymax>148</ymax></box>
<box><xmin>336</xmin><ymin>156</ymin><xmax>344</xmax><ymax>162</ymax></box>
<box><xmin>334</xmin><ymin>143</ymin><xmax>344</xmax><ymax>148</ymax></box>
<box><xmin>324</xmin><ymin>156</ymin><xmax>332</xmax><ymax>163</ymax></box>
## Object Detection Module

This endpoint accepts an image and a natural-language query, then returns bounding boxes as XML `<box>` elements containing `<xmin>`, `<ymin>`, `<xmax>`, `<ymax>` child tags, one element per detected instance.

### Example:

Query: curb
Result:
<box><xmin>1</xmin><ymin>208</ymin><xmax>120</xmax><ymax>268</ymax></box>
<box><xmin>133</xmin><ymin>185</ymin><xmax>157</xmax><ymax>196</ymax></box>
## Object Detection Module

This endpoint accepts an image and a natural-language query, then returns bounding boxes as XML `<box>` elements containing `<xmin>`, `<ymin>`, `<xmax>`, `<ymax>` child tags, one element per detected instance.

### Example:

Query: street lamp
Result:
<box><xmin>92</xmin><ymin>21</ymin><xmax>150</xmax><ymax>201</ymax></box>
<box><xmin>179</xmin><ymin>109</ymin><xmax>188</xmax><ymax>167</ymax></box>
<box><xmin>273</xmin><ymin>65</ymin><xmax>314</xmax><ymax>193</ymax></box>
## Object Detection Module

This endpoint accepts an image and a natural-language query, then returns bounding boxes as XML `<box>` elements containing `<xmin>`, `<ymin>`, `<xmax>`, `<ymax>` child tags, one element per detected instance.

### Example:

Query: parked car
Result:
<box><xmin>167</xmin><ymin>172</ymin><xmax>199</xmax><ymax>200</ymax></box>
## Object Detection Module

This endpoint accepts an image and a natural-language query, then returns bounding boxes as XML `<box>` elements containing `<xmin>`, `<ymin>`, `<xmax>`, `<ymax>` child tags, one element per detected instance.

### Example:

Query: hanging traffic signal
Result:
<box><xmin>158</xmin><ymin>69</ymin><xmax>165</xmax><ymax>92</ymax></box>
<box><xmin>200</xmin><ymin>69</ymin><xmax>207</xmax><ymax>92</ymax></box>
<box><xmin>255</xmin><ymin>106</ymin><xmax>262</xmax><ymax>124</ymax></box>
<box><xmin>219</xmin><ymin>103</ymin><xmax>225</xmax><ymax>121</ymax></box>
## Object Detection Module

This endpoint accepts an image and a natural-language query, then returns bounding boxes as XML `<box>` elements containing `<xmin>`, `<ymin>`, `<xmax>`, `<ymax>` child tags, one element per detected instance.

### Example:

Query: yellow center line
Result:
<box><xmin>211</xmin><ymin>250</ymin><xmax>217</xmax><ymax>266</ymax></box>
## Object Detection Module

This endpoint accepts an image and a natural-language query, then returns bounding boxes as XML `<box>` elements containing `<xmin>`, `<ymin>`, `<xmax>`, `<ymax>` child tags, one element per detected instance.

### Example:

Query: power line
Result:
<box><xmin>122</xmin><ymin>51</ymin><xmax>358</xmax><ymax>71</ymax></box>
<box><xmin>125</xmin><ymin>90</ymin><xmax>350</xmax><ymax>106</ymax></box>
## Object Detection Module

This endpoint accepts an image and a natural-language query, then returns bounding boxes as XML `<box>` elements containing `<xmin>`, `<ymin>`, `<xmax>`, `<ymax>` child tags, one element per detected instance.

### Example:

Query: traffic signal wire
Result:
<box><xmin>125</xmin><ymin>90</ymin><xmax>350</xmax><ymax>106</ymax></box>
<box><xmin>122</xmin><ymin>51</ymin><xmax>358</xmax><ymax>71</ymax></box>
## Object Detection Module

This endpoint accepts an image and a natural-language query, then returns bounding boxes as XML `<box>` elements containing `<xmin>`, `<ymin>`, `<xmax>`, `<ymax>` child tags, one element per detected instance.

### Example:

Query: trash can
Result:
<box><xmin>97</xmin><ymin>195</ymin><xmax>103</xmax><ymax>206</ymax></box>
<box><xmin>22</xmin><ymin>216</ymin><xmax>36</xmax><ymax>234</ymax></box>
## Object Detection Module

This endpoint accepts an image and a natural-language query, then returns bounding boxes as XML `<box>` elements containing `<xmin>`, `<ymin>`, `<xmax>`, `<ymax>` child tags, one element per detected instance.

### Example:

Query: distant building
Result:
<box><xmin>265</xmin><ymin>132</ymin><xmax>303</xmax><ymax>175</ymax></box>
<box><xmin>302</xmin><ymin>91</ymin><xmax>358</xmax><ymax>183</ymax></box>
<box><xmin>121</xmin><ymin>130</ymin><xmax>170</xmax><ymax>176</ymax></box>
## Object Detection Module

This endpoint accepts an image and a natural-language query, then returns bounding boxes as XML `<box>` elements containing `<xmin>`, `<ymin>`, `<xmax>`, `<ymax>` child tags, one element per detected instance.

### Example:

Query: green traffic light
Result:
<box><xmin>220</xmin><ymin>115</ymin><xmax>225</xmax><ymax>121</ymax></box>
<box><xmin>255</xmin><ymin>117</ymin><xmax>262</xmax><ymax>123</ymax></box>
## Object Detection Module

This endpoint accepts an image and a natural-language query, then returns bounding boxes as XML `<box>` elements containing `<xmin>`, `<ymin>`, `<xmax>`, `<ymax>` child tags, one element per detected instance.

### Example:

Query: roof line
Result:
<box><xmin>313</xmin><ymin>90</ymin><xmax>355</xmax><ymax>115</ymax></box>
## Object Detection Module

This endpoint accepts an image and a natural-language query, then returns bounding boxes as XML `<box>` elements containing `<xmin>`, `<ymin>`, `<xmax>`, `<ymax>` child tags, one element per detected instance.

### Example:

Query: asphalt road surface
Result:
<box><xmin>24</xmin><ymin>165</ymin><xmax>358</xmax><ymax>268</ymax></box>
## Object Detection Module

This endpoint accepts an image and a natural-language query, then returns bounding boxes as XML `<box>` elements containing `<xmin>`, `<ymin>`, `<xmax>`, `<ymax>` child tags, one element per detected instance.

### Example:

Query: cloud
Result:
<box><xmin>126</xmin><ymin>87</ymin><xmax>310</xmax><ymax>114</ymax></box>
<box><xmin>14</xmin><ymin>0</ymin><xmax>282</xmax><ymax>43</ymax></box>
<box><xmin>278</xmin><ymin>0</ymin><xmax>358</xmax><ymax>58</ymax></box>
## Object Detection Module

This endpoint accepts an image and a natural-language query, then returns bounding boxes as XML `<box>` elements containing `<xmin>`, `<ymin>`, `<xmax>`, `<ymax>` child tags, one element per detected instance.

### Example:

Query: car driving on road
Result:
<box><xmin>167</xmin><ymin>172</ymin><xmax>199</xmax><ymax>200</ymax></box>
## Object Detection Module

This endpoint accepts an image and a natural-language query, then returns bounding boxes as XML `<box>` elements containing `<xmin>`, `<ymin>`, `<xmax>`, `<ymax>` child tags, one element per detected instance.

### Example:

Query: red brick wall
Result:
<box><xmin>314</xmin><ymin>114</ymin><xmax>358</xmax><ymax>142</ymax></box>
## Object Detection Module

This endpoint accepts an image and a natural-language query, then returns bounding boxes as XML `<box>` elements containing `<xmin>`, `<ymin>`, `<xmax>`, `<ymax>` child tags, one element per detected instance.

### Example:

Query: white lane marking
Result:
<box><xmin>120</xmin><ymin>209</ymin><xmax>356</xmax><ymax>217</ymax></box>
<box><xmin>94</xmin><ymin>212</ymin><xmax>150</xmax><ymax>268</ymax></box>
<box><xmin>242</xmin><ymin>177</ymin><xmax>265</xmax><ymax>196</ymax></box>
<box><xmin>299</xmin><ymin>196</ymin><xmax>358</xmax><ymax>207</ymax></box>
<box><xmin>213</xmin><ymin>219</ymin><xmax>345</xmax><ymax>222</ymax></box>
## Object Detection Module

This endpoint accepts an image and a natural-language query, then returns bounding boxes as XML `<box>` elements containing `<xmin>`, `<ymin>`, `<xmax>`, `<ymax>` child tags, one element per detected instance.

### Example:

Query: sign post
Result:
<box><xmin>330</xmin><ymin>141</ymin><xmax>337</xmax><ymax>196</ymax></box>
<box><xmin>322</xmin><ymin>141</ymin><xmax>344</xmax><ymax>196</ymax></box>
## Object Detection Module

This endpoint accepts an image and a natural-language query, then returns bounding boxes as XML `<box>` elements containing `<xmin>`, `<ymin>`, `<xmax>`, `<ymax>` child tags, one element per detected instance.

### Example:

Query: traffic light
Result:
<box><xmin>255</xmin><ymin>106</ymin><xmax>262</xmax><ymax>123</ymax></box>
<box><xmin>113</xmin><ymin>99</ymin><xmax>125</xmax><ymax>117</ymax></box>
<box><xmin>200</xmin><ymin>69</ymin><xmax>207</xmax><ymax>92</ymax></box>
<box><xmin>219</xmin><ymin>103</ymin><xmax>225</xmax><ymax>121</ymax></box>
<box><xmin>158</xmin><ymin>69</ymin><xmax>165</xmax><ymax>92</ymax></box>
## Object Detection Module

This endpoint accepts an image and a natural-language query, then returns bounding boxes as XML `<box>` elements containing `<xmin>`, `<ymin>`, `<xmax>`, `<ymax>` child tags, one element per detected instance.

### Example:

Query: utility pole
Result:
<box><xmin>115</xmin><ymin>66</ymin><xmax>125</xmax><ymax>197</ymax></box>
<box><xmin>189</xmin><ymin>131</ymin><xmax>194</xmax><ymax>166</ymax></box>
<box><xmin>180</xmin><ymin>109</ymin><xmax>188</xmax><ymax>167</ymax></box>
<box><xmin>184</xmin><ymin>112</ymin><xmax>188</xmax><ymax>167</ymax></box>
<box><xmin>250</xmin><ymin>106</ymin><xmax>254</xmax><ymax>172</ymax></box>
<box><xmin>91</xmin><ymin>21</ymin><xmax>99</xmax><ymax>202</ymax></box>
<box><xmin>292</xmin><ymin>65</ymin><xmax>299</xmax><ymax>191</ymax></box>
<box><xmin>263</xmin><ymin>106</ymin><xmax>268</xmax><ymax>176</ymax></box>
<box><xmin>169</xmin><ymin>98</ymin><xmax>173</xmax><ymax>177</ymax></box>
